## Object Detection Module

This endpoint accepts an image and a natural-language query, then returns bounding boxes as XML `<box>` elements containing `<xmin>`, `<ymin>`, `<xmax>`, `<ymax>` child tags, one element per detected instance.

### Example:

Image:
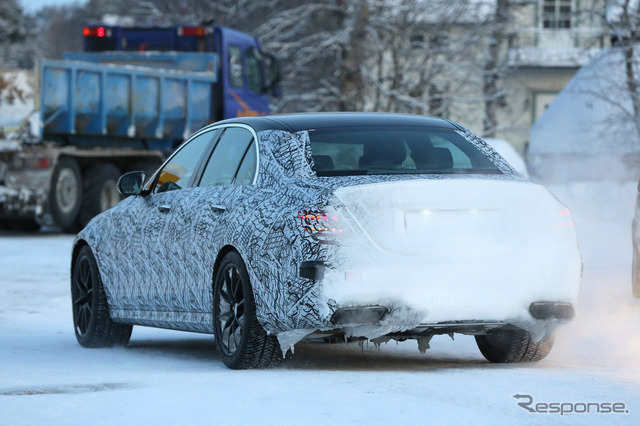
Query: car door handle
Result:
<box><xmin>211</xmin><ymin>204</ymin><xmax>226</xmax><ymax>213</ymax></box>
<box><xmin>158</xmin><ymin>204</ymin><xmax>171</xmax><ymax>212</ymax></box>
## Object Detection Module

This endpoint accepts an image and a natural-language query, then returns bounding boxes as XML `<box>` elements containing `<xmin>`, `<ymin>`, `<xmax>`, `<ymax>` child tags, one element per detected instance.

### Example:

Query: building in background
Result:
<box><xmin>497</xmin><ymin>0</ymin><xmax>608</xmax><ymax>154</ymax></box>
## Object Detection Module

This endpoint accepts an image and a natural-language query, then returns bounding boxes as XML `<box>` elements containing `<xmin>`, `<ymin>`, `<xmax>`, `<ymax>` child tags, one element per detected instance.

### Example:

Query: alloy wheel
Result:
<box><xmin>72</xmin><ymin>256</ymin><xmax>93</xmax><ymax>336</ymax></box>
<box><xmin>216</xmin><ymin>264</ymin><xmax>245</xmax><ymax>356</ymax></box>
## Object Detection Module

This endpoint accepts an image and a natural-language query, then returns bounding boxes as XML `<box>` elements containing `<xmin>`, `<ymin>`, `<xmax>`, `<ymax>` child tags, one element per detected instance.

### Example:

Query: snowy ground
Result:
<box><xmin>1</xmin><ymin>181</ymin><xmax>640</xmax><ymax>425</ymax></box>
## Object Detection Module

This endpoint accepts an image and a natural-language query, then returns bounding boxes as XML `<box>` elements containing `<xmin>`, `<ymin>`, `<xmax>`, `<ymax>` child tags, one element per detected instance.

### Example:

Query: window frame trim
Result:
<box><xmin>195</xmin><ymin>123</ymin><xmax>261</xmax><ymax>187</ymax></box>
<box><xmin>145</xmin><ymin>123</ymin><xmax>261</xmax><ymax>194</ymax></box>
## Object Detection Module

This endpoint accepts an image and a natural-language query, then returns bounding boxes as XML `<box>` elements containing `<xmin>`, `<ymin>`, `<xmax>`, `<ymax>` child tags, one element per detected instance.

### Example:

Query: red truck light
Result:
<box><xmin>178</xmin><ymin>27</ymin><xmax>206</xmax><ymax>37</ymax></box>
<box><xmin>83</xmin><ymin>27</ymin><xmax>110</xmax><ymax>38</ymax></box>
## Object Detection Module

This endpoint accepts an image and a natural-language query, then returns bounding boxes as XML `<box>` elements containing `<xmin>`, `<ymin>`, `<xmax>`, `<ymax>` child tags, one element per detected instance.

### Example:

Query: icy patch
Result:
<box><xmin>1</xmin><ymin>383</ymin><xmax>132</xmax><ymax>396</ymax></box>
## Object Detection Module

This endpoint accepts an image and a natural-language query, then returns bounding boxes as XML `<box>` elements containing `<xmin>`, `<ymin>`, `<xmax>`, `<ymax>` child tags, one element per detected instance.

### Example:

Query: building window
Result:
<box><xmin>542</xmin><ymin>0</ymin><xmax>572</xmax><ymax>29</ymax></box>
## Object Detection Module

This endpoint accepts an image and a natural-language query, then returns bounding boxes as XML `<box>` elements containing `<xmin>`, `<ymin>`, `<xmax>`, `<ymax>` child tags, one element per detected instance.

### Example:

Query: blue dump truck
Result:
<box><xmin>0</xmin><ymin>25</ymin><xmax>280</xmax><ymax>232</ymax></box>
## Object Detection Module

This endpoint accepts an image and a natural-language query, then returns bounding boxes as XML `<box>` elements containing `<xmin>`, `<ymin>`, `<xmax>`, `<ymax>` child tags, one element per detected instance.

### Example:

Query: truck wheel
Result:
<box><xmin>213</xmin><ymin>252</ymin><xmax>282</xmax><ymax>369</ymax></box>
<box><xmin>50</xmin><ymin>157</ymin><xmax>82</xmax><ymax>233</ymax></box>
<box><xmin>72</xmin><ymin>245</ymin><xmax>132</xmax><ymax>347</ymax></box>
<box><xmin>475</xmin><ymin>327</ymin><xmax>554</xmax><ymax>363</ymax></box>
<box><xmin>77</xmin><ymin>163</ymin><xmax>122</xmax><ymax>229</ymax></box>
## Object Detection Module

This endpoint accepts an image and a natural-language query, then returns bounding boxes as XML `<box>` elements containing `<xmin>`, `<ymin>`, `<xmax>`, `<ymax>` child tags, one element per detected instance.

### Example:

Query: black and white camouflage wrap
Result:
<box><xmin>73</xmin><ymin>126</ymin><xmax>524</xmax><ymax>336</ymax></box>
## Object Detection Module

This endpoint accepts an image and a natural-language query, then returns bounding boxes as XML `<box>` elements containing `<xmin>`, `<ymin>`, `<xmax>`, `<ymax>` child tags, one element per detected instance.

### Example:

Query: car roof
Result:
<box><xmin>211</xmin><ymin>113</ymin><xmax>462</xmax><ymax>133</ymax></box>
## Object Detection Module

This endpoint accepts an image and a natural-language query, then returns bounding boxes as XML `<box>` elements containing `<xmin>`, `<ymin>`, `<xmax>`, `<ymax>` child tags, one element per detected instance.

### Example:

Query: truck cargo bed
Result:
<box><xmin>39</xmin><ymin>56</ymin><xmax>218</xmax><ymax>149</ymax></box>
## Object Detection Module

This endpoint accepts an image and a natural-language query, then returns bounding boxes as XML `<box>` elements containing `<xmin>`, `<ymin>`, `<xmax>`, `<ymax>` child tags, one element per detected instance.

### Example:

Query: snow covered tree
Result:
<box><xmin>7</xmin><ymin>0</ymin><xmax>523</xmax><ymax>131</ymax></box>
<box><xmin>0</xmin><ymin>0</ymin><xmax>29</xmax><ymax>68</ymax></box>
<box><xmin>0</xmin><ymin>0</ymin><xmax>25</xmax><ymax>45</ymax></box>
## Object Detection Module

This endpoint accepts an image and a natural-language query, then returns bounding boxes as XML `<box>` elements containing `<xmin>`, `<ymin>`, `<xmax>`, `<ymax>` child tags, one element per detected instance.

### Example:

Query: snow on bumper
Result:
<box><xmin>321</xmin><ymin>247</ymin><xmax>581</xmax><ymax>331</ymax></box>
<box><xmin>317</xmin><ymin>178</ymin><xmax>582</xmax><ymax>335</ymax></box>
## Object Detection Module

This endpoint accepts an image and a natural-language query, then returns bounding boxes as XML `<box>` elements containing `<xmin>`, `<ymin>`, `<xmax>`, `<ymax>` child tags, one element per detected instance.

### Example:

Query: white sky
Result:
<box><xmin>20</xmin><ymin>0</ymin><xmax>87</xmax><ymax>12</ymax></box>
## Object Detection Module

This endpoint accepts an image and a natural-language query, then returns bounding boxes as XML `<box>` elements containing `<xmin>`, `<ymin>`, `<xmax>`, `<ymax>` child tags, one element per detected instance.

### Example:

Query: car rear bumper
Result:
<box><xmin>317</xmin><ymin>247</ymin><xmax>581</xmax><ymax>336</ymax></box>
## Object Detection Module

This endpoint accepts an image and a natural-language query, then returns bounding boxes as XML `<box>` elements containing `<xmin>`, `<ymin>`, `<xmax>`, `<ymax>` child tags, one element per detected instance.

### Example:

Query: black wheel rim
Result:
<box><xmin>72</xmin><ymin>256</ymin><xmax>93</xmax><ymax>336</ymax></box>
<box><xmin>216</xmin><ymin>264</ymin><xmax>245</xmax><ymax>356</ymax></box>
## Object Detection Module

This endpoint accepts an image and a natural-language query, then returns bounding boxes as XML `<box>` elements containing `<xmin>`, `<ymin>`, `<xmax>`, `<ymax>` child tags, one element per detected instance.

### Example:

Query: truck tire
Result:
<box><xmin>78</xmin><ymin>163</ymin><xmax>122</xmax><ymax>229</ymax></box>
<box><xmin>475</xmin><ymin>327</ymin><xmax>554</xmax><ymax>363</ymax></box>
<box><xmin>50</xmin><ymin>157</ymin><xmax>82</xmax><ymax>233</ymax></box>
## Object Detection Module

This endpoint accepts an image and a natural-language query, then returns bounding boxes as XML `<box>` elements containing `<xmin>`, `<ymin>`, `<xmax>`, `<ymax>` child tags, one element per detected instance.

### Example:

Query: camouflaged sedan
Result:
<box><xmin>71</xmin><ymin>113</ymin><xmax>582</xmax><ymax>369</ymax></box>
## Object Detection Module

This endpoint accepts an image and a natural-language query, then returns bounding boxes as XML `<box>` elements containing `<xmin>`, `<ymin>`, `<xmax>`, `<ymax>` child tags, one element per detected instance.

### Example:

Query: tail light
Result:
<box><xmin>553</xmin><ymin>208</ymin><xmax>575</xmax><ymax>230</ymax></box>
<box><xmin>297</xmin><ymin>209</ymin><xmax>345</xmax><ymax>235</ymax></box>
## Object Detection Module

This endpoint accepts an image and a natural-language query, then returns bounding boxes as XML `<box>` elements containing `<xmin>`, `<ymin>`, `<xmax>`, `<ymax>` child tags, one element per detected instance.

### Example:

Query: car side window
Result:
<box><xmin>153</xmin><ymin>131</ymin><xmax>214</xmax><ymax>194</ymax></box>
<box><xmin>229</xmin><ymin>45</ymin><xmax>243</xmax><ymax>88</ymax></box>
<box><xmin>234</xmin><ymin>140</ymin><xmax>257</xmax><ymax>185</ymax></box>
<box><xmin>199</xmin><ymin>127</ymin><xmax>254</xmax><ymax>186</ymax></box>
<box><xmin>245</xmin><ymin>48</ymin><xmax>264</xmax><ymax>94</ymax></box>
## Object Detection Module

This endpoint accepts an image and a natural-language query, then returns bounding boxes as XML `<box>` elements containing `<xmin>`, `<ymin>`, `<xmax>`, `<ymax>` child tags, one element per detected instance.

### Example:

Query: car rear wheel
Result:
<box><xmin>633</xmin><ymin>246</ymin><xmax>640</xmax><ymax>298</ymax></box>
<box><xmin>72</xmin><ymin>245</ymin><xmax>132</xmax><ymax>348</ymax></box>
<box><xmin>213</xmin><ymin>252</ymin><xmax>281</xmax><ymax>369</ymax></box>
<box><xmin>475</xmin><ymin>327</ymin><xmax>554</xmax><ymax>363</ymax></box>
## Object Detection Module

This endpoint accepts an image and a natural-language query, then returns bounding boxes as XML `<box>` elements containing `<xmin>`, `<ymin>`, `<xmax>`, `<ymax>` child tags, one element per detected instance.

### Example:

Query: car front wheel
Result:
<box><xmin>71</xmin><ymin>245</ymin><xmax>132</xmax><ymax>347</ymax></box>
<box><xmin>213</xmin><ymin>252</ymin><xmax>281</xmax><ymax>369</ymax></box>
<box><xmin>475</xmin><ymin>327</ymin><xmax>554</xmax><ymax>363</ymax></box>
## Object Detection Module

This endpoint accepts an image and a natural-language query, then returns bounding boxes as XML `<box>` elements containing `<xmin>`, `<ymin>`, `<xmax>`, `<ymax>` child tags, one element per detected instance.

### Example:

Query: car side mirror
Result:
<box><xmin>117</xmin><ymin>171</ymin><xmax>146</xmax><ymax>196</ymax></box>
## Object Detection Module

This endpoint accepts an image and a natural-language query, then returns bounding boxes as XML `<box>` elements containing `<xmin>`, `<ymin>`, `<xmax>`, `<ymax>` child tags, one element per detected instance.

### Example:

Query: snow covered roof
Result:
<box><xmin>530</xmin><ymin>45</ymin><xmax>640</xmax><ymax>155</ymax></box>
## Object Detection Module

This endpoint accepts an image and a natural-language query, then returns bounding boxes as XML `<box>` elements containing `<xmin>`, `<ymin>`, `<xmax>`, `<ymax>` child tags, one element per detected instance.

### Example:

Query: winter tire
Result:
<box><xmin>72</xmin><ymin>245</ymin><xmax>132</xmax><ymax>348</ymax></box>
<box><xmin>50</xmin><ymin>157</ymin><xmax>82</xmax><ymax>233</ymax></box>
<box><xmin>475</xmin><ymin>327</ymin><xmax>554</xmax><ymax>363</ymax></box>
<box><xmin>77</xmin><ymin>163</ymin><xmax>122</xmax><ymax>228</ymax></box>
<box><xmin>213</xmin><ymin>251</ymin><xmax>281</xmax><ymax>369</ymax></box>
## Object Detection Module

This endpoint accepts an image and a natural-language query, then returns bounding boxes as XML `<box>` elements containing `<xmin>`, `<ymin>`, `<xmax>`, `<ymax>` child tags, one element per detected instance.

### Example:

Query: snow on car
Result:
<box><xmin>71</xmin><ymin>113</ymin><xmax>582</xmax><ymax>369</ymax></box>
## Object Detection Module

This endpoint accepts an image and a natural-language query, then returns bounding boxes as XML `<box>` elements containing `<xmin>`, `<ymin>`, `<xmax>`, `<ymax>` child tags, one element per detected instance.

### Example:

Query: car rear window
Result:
<box><xmin>308</xmin><ymin>126</ymin><xmax>501</xmax><ymax>176</ymax></box>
